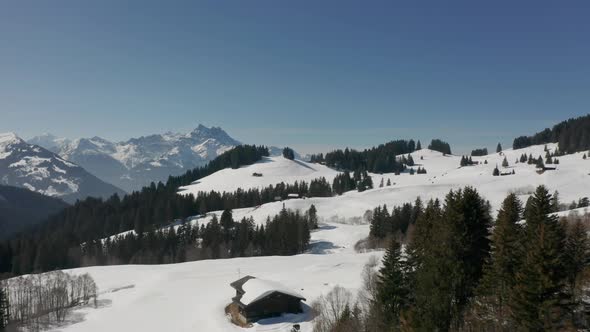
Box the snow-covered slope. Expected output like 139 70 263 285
179 156 340 195
0 132 125 203
45 221 375 332
29 125 242 192
180 144 590 224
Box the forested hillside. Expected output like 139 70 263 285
513 113 590 152
309 139 419 173
0 185 68 239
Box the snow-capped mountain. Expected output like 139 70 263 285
29 125 242 192
0 133 125 203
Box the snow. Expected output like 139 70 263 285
179 156 340 195
0 132 22 159
183 144 590 221
45 222 380 332
239 277 305 306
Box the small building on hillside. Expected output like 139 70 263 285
228 275 306 325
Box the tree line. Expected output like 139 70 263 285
513 113 590 153
81 205 316 267
309 140 419 174
0 174 330 275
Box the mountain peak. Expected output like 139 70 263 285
0 132 23 145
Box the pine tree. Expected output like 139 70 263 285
563 219 589 306
282 147 295 160
386 178 392 186
220 209 234 242
551 190 560 212
583 153 587 160
476 193 523 328
510 186 567 330
502 156 509 168
377 239 409 329
379 178 384 188
496 142 502 153
306 204 318 229
416 140 422 150
493 165 500 176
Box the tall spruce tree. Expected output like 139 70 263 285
416 140 422 150
510 186 567 330
377 238 409 329
563 219 589 307
408 188 491 331
496 143 502 153
476 193 523 328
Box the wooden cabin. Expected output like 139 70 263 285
229 276 306 324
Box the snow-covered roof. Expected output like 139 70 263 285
237 277 305 306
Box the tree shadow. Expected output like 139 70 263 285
308 240 340 254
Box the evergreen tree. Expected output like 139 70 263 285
493 165 500 176
377 238 409 329
563 219 589 307
583 153 587 160
220 209 234 242
502 156 509 168
409 188 491 331
428 139 452 155
282 147 295 160
510 186 567 330
476 193 523 328
306 204 318 229
386 178 392 186
416 140 422 150
551 190 560 212
496 143 502 153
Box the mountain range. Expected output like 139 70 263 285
0 132 125 203
29 125 242 192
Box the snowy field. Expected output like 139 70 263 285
47 223 377 332
35 143 590 331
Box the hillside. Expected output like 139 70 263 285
180 144 589 224
179 156 339 196
0 185 68 239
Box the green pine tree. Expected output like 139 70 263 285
377 238 410 329
510 186 568 330
476 193 523 329
563 219 589 306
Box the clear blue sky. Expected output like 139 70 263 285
1 1 589 154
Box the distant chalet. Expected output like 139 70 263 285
229 275 306 324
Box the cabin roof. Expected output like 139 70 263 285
230 275 306 306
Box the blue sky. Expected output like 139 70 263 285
1 1 589 154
